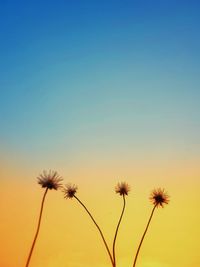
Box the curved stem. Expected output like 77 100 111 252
25 188 48 267
133 204 157 267
112 194 126 267
74 195 114 267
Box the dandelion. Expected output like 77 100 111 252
63 184 114 267
63 183 78 199
25 170 62 267
37 170 63 190
113 182 130 267
149 188 169 208
115 182 130 196
132 188 170 267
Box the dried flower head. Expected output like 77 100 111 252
63 183 78 199
115 182 130 196
149 188 170 208
37 170 63 190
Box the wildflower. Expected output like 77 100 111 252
37 170 63 190
25 170 62 267
149 188 170 208
63 183 78 199
63 184 114 266
113 181 130 267
115 182 130 196
132 188 170 267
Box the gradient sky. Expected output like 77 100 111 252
0 1 200 267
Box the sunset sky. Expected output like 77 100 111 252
0 1 200 267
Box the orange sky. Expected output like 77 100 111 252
1 151 200 267
1 1 200 266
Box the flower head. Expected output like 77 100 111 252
115 182 130 196
37 170 63 190
63 183 78 199
149 188 170 208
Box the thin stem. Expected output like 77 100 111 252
25 188 48 267
132 204 157 267
112 194 126 267
74 195 114 267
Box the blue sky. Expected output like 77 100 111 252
0 0 200 163
1 4 200 267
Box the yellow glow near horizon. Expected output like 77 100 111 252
1 153 200 267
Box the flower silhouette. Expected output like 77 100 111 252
113 182 130 267
149 188 169 207
37 170 63 190
132 187 170 267
63 183 78 199
25 170 62 267
115 182 130 196
63 183 114 266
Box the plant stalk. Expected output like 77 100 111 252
74 195 114 267
25 188 48 267
112 194 126 267
132 204 157 267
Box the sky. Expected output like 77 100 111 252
0 1 200 267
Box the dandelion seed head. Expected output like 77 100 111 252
37 170 63 190
115 182 130 196
63 183 78 199
149 188 170 208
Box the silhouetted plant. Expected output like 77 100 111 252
132 188 169 267
63 183 114 267
112 182 130 267
25 170 62 267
